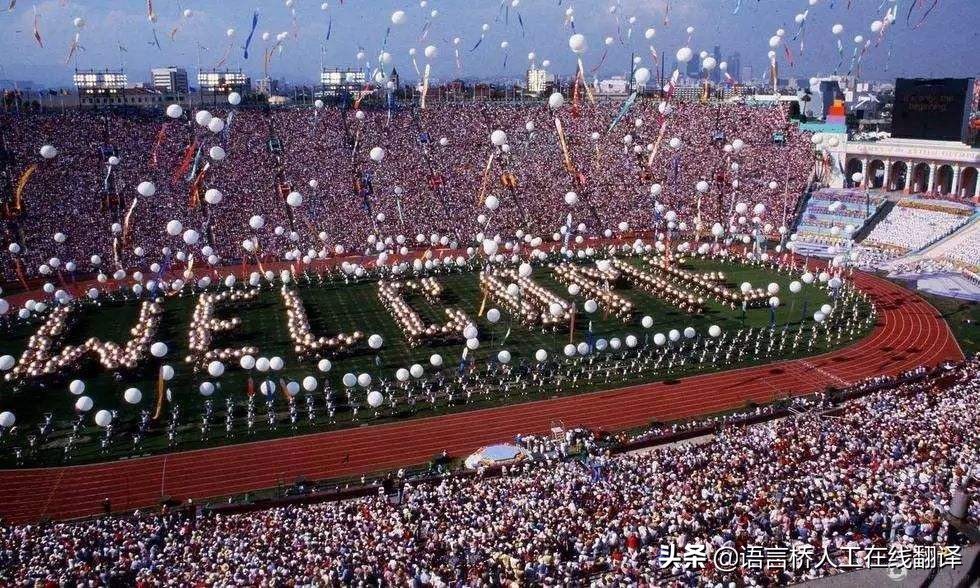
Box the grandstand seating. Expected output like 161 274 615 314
790 188 885 258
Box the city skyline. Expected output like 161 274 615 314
0 0 976 89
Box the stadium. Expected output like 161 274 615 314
0 1 978 585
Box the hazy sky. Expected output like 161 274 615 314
0 0 976 87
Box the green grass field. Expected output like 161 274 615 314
916 292 979 356
0 256 864 466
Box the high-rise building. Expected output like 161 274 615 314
711 46 722 84
526 67 551 95
685 58 700 80
728 52 742 82
150 66 189 95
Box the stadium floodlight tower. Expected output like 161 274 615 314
319 67 366 104
197 69 250 106
72 69 127 108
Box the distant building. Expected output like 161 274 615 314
595 76 630 97
728 52 742 82
809 76 847 120
319 67 366 97
685 58 700 80
255 77 280 96
389 67 400 89
150 66 188 95
197 69 250 94
711 46 722 84
526 67 551 95
78 87 166 108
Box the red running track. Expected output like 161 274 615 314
0 270 962 524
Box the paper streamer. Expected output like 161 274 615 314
243 9 259 59
420 63 431 109
475 152 496 205
32 6 42 47
14 163 37 211
64 32 81 64
122 197 139 246
153 367 165 420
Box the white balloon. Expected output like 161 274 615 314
69 379 86 395
124 388 142 404
548 92 565 109
369 147 386 162
195 110 213 126
166 104 183 118
137 181 156 197
94 410 113 427
228 91 242 106
568 33 587 53
634 67 650 84
204 188 223 205
150 342 168 358
75 396 94 412
207 360 225 377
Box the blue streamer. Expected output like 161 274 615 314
517 12 525 37
326 16 331 40
607 92 638 133
469 36 483 52
243 9 259 59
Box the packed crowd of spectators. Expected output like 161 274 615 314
1 356 975 585
1 100 813 284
